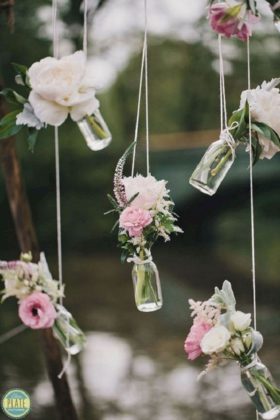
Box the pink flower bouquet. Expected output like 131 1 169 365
0 253 86 355
184 280 280 419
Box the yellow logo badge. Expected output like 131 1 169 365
2 389 31 419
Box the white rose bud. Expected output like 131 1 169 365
231 337 245 356
200 326 231 355
231 311 252 331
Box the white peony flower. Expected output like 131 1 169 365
230 311 251 331
28 51 99 126
200 325 231 355
122 174 168 210
240 79 280 159
16 103 45 130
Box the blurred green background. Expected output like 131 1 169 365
0 0 280 419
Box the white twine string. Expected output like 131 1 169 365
52 0 63 308
247 39 257 331
218 35 236 157
131 0 150 177
83 0 88 56
0 324 27 345
247 37 258 420
127 253 153 265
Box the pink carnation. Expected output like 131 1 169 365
184 321 212 360
19 292 57 329
119 206 153 237
209 3 258 41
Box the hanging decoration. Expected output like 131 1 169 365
189 77 280 195
0 253 86 356
184 281 280 419
107 144 182 312
107 0 182 313
0 1 111 151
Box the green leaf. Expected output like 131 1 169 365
12 63 30 87
107 193 119 209
127 192 139 205
250 135 263 165
27 128 38 152
228 101 249 140
0 110 22 139
0 88 26 105
251 122 280 148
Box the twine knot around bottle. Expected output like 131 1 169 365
127 253 153 265
219 121 239 159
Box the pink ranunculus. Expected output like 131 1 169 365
19 292 57 329
184 321 212 360
119 206 153 237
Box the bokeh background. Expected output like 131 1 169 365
0 0 280 419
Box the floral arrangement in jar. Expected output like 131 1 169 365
189 78 280 195
0 51 111 151
0 252 86 356
107 144 182 312
184 280 280 419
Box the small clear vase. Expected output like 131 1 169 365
189 139 237 196
53 305 86 355
77 109 112 151
132 261 163 312
240 356 280 419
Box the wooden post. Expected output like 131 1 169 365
0 96 79 420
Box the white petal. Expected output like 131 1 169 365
16 103 45 129
70 97 100 122
29 91 68 126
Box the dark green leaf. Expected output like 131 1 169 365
0 110 22 139
127 192 139 205
12 63 30 87
111 220 119 233
229 101 249 140
251 122 280 148
27 128 38 152
0 88 26 105
107 193 119 209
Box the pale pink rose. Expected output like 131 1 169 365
19 292 57 329
119 206 152 237
122 175 167 210
184 321 212 360
209 3 258 41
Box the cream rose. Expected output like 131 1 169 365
240 79 280 159
230 337 245 356
200 325 231 355
122 175 168 210
27 51 99 126
230 311 251 331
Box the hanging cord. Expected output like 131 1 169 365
131 0 149 176
52 0 63 307
218 36 236 155
83 0 88 56
247 39 257 331
144 0 150 176
247 37 258 420
0 324 27 345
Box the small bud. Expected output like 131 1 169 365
20 252 32 263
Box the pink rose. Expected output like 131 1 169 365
209 3 258 41
119 206 152 237
184 321 212 360
19 292 57 329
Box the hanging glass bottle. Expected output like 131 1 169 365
53 305 86 355
189 138 237 196
240 355 280 419
132 261 163 312
77 109 112 151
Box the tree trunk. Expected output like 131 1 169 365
0 98 79 420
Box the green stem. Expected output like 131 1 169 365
86 114 108 139
210 148 233 177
